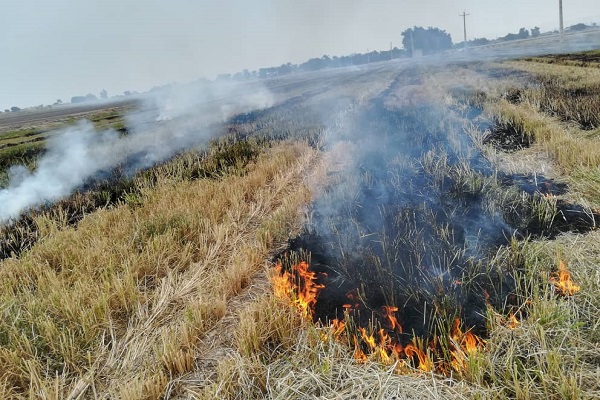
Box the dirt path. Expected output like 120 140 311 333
168 268 272 398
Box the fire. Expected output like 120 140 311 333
273 261 325 319
359 327 377 349
506 313 519 329
330 318 346 337
273 260 486 376
550 260 580 296
448 318 485 373
404 343 433 372
381 305 402 333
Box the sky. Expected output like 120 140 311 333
1 0 598 111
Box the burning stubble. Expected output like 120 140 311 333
273 65 589 374
276 59 598 375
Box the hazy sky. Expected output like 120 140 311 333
1 0 598 110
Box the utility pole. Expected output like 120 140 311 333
459 10 470 49
559 0 564 35
390 42 393 60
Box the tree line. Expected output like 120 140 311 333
4 21 597 112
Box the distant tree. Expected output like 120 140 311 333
85 93 97 102
470 37 490 46
401 26 453 56
569 23 589 31
455 37 490 48
531 27 541 37
123 91 132 96
300 55 334 72
100 89 108 99
10 106 21 112
277 62 294 75
258 67 276 78
71 96 86 103
54 99 63 105
501 28 529 41
4 109 9 113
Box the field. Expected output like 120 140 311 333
1 45 600 399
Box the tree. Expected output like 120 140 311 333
300 56 332 72
10 106 21 112
100 89 108 99
501 28 529 41
531 27 541 37
518 28 530 39
401 26 452 56
569 23 589 31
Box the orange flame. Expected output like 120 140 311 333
506 313 519 329
462 331 478 354
353 336 368 362
359 327 377 349
381 306 402 333
404 343 433 372
274 262 488 376
273 261 325 318
330 318 346 337
448 318 486 373
550 260 580 296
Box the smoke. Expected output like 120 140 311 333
0 122 119 220
293 68 519 335
0 80 273 223
147 79 273 123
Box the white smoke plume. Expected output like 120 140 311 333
0 80 273 223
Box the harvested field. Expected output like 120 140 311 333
1 49 600 399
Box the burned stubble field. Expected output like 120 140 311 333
0 52 599 399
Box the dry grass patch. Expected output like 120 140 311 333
0 141 319 398
188 294 478 400
188 230 600 400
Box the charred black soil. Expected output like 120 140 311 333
484 118 534 152
275 66 599 360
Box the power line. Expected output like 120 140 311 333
459 10 470 49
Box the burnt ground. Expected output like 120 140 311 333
484 120 534 152
275 62 600 352
527 50 600 65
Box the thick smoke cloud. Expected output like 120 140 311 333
0 80 273 223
